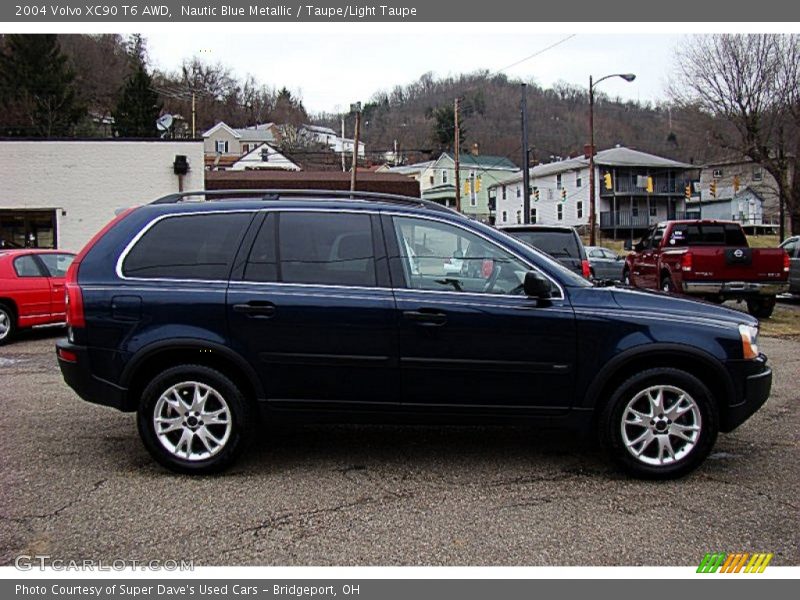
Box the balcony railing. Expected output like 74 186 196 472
600 211 693 229
600 177 684 196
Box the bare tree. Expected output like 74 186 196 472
673 34 800 237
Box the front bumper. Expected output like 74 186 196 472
720 355 772 432
683 281 789 296
56 339 129 411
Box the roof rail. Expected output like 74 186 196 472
149 188 460 215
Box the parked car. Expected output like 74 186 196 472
499 224 590 279
57 191 772 479
0 249 75 345
779 236 800 295
585 246 625 282
623 220 790 318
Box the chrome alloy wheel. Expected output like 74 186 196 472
0 309 9 340
153 381 232 461
621 385 702 466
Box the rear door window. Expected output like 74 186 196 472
38 253 74 277
123 212 252 280
269 212 377 287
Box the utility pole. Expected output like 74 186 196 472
521 83 531 224
393 139 399 166
350 103 361 192
454 97 461 213
341 116 346 172
588 75 597 246
191 92 196 138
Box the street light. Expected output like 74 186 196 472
588 73 636 246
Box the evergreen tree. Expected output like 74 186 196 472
0 34 84 136
113 35 161 138
431 103 466 151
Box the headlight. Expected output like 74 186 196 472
739 324 759 360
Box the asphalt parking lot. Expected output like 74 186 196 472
1 322 798 567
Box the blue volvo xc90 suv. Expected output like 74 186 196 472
56 190 772 478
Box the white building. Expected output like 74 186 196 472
302 124 365 157
202 122 279 156
489 146 694 237
0 140 204 251
228 142 301 171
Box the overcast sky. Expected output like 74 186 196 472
144 32 682 115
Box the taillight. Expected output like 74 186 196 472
784 250 791 273
65 261 85 328
65 207 137 329
681 251 693 272
581 259 591 279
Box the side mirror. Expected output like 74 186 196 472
623 239 633 251
523 271 552 300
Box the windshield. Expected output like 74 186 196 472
509 230 582 259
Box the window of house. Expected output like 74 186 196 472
752 167 763 181
516 186 521 198
575 171 582 187
502 186 507 200
576 201 583 219
429 175 434 186
557 204 563 221
241 143 250 154
501 211 508 223
530 208 537 224
516 210 522 224
632 205 639 217
548 189 554 200
215 140 229 153
712 168 723 179
556 174 563 189
123 213 252 280
442 170 448 184
649 205 658 217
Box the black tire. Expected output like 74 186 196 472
0 303 16 346
746 296 776 319
137 364 254 474
599 368 719 479
660 275 676 293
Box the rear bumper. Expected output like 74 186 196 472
720 356 772 432
683 281 788 297
56 339 129 411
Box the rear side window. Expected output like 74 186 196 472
244 212 376 287
511 230 581 259
14 255 44 277
38 253 74 277
123 213 252 280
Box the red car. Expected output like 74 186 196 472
0 249 75 345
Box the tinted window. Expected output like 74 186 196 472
508 230 581 259
14 255 44 277
278 212 376 287
38 253 74 277
668 223 748 247
123 213 252 280
244 213 278 282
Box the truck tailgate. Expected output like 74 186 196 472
688 247 787 281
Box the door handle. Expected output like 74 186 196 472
402 310 447 326
233 302 276 318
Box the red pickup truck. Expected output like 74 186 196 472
623 220 790 318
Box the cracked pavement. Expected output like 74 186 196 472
1 330 798 566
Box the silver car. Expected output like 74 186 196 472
779 236 800 295
585 246 626 282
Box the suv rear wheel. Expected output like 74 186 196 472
599 368 718 479
0 303 15 346
137 365 253 474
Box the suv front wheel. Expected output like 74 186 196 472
137 365 253 474
599 368 718 479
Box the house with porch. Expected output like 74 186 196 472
420 151 519 222
488 146 695 237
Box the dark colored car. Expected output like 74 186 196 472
779 236 799 295
0 249 75 345
585 246 626 282
499 224 591 279
57 190 772 479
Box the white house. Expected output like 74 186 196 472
489 146 694 237
202 121 279 156
302 124 365 157
0 140 204 251
228 143 301 171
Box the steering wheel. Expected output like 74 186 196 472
482 263 502 293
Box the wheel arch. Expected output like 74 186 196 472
120 339 265 412
582 343 734 419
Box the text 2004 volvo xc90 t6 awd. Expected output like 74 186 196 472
56 190 773 478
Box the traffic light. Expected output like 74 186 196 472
534 188 540 202
646 176 654 194
685 184 692 200
475 176 481 193
561 188 567 202
733 175 740 193
603 172 613 190
710 181 717 198
464 179 470 195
